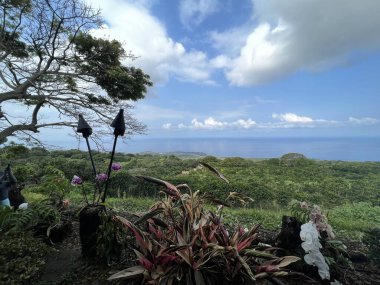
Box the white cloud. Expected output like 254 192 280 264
179 0 219 29
209 54 231 69
165 117 256 130
87 0 215 84
162 123 172 129
212 0 380 85
348 117 379 125
272 113 313 123
190 117 227 129
233 119 256 129
163 113 379 132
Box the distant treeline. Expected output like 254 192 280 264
1 145 379 207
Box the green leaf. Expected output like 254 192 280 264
136 175 180 197
107 265 145 280
199 162 229 184
243 249 277 259
263 256 301 268
135 207 164 225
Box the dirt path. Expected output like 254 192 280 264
39 248 81 284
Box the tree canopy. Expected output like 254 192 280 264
0 0 152 144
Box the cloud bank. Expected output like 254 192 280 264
88 0 215 84
163 113 379 131
87 0 380 86
212 0 380 85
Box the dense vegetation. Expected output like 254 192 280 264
2 144 379 208
1 144 379 284
2 144 379 237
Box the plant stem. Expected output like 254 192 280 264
82 185 89 205
85 136 100 204
101 135 118 203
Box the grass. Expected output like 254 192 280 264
328 202 380 240
219 207 286 230
23 189 379 240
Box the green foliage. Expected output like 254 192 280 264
109 176 300 284
0 202 61 237
363 228 380 267
2 147 380 236
0 233 49 285
290 200 311 223
0 144 30 159
280 153 309 167
27 170 70 196
72 33 152 102
222 207 284 230
329 202 380 236
96 211 129 265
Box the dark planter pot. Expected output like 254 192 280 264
79 205 105 258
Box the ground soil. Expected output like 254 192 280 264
35 214 380 285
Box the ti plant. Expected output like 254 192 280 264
109 165 301 285
74 109 125 205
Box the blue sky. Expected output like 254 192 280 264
8 0 380 147
92 0 379 138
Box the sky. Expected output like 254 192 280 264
85 0 380 139
6 0 380 147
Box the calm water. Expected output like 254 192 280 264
121 137 380 162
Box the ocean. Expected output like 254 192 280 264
120 137 380 162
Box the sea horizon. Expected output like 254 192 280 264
118 136 380 162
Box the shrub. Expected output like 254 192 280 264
0 201 62 241
96 211 130 265
363 228 380 267
109 175 301 284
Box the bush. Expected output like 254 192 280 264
109 176 301 284
363 228 380 267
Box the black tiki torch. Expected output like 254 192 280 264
101 109 125 203
77 114 99 203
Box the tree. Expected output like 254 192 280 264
0 0 152 145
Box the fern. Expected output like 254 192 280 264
0 202 61 234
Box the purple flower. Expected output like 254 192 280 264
71 175 82 186
96 173 108 181
111 163 122 171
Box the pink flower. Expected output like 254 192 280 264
71 175 82 186
96 173 108 181
111 163 122 171
62 199 70 207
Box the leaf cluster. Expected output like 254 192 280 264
109 176 300 284
73 34 152 102
0 201 61 238
363 228 380 267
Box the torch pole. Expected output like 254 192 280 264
101 135 118 203
84 136 100 204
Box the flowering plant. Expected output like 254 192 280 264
300 221 330 280
73 109 125 205
71 166 122 205
291 200 349 282
295 201 335 239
